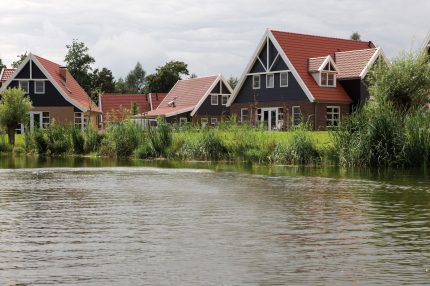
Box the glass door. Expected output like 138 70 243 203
30 112 43 132
260 108 278 131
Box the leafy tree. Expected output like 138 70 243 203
91 67 115 102
11 52 28 68
227 76 239 89
145 61 189 93
115 78 128 93
65 39 95 95
350 32 361 41
0 58 5 69
0 88 32 145
368 52 430 112
125 62 146 93
189 73 198 79
131 102 140 115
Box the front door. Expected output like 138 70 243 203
260 108 278 131
30 112 43 132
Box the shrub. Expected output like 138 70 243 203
198 131 228 160
70 127 85 154
84 128 104 153
403 109 430 166
134 142 154 159
33 128 48 155
45 124 71 155
148 118 172 157
104 120 141 158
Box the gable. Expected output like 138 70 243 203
32 61 47 79
15 62 30 79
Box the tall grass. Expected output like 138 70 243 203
101 120 142 158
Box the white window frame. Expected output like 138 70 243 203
42 112 50 128
266 73 274 88
74 112 87 130
19 80 29 94
221 94 229 106
241 108 249 123
252 75 260 89
211 94 218 105
320 72 336 87
326 106 340 128
211 118 218 126
179 117 188 124
34 80 45 94
280 72 289 87
292 106 301 127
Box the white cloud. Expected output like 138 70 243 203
0 0 429 79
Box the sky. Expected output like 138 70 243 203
0 0 429 80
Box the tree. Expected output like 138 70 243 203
350 32 361 41
115 78 128 93
91 67 115 102
0 88 32 145
189 73 198 79
145 60 189 93
125 62 146 93
0 58 5 70
131 102 140 115
65 39 95 95
12 52 28 68
368 52 430 112
227 76 239 89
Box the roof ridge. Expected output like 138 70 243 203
270 29 372 45
180 74 219 81
335 47 378 54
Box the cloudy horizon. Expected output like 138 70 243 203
0 0 429 80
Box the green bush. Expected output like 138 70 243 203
45 124 71 155
33 128 48 155
70 127 85 154
198 131 228 160
84 128 104 153
104 120 141 158
148 118 172 157
134 142 154 159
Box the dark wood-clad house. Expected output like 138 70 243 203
0 53 100 132
227 29 387 130
142 75 232 125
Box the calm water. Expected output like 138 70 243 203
1 157 430 285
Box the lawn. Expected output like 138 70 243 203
0 134 25 147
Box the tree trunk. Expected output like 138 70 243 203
7 125 16 145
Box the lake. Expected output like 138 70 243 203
0 157 430 285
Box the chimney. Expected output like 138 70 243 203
59 66 67 81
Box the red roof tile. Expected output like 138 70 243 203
335 48 379 79
100 93 167 116
271 30 376 102
0 68 15 82
308 56 328 72
34 55 99 112
146 75 219 117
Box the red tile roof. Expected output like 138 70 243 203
146 75 219 117
271 30 376 102
335 48 379 79
100 93 167 116
0 68 15 83
308 56 328 72
34 55 100 112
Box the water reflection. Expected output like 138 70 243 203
0 159 429 284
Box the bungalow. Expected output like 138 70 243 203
99 92 167 125
0 53 100 133
227 29 387 130
141 75 232 125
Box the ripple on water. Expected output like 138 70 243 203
0 167 429 285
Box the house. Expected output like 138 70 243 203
99 92 167 125
0 53 100 133
141 75 232 125
227 29 387 131
0 68 16 88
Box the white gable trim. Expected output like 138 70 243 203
319 55 338 72
30 55 88 111
226 29 270 106
0 53 90 112
226 29 315 106
359 47 389 79
191 74 233 116
0 54 32 94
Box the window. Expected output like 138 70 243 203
292 106 301 127
15 123 24 134
241 108 249 123
321 72 335 87
252 75 260 89
179 117 188 124
211 94 218 105
211 118 218 126
201 118 208 126
280 72 288 87
326 106 340 128
19 80 29 94
278 108 284 130
34 81 45 94
266 73 274 88
221 94 229 105
42 112 50 128
74 112 87 130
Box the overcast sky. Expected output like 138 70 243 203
0 0 429 79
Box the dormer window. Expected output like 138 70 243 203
320 62 336 87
